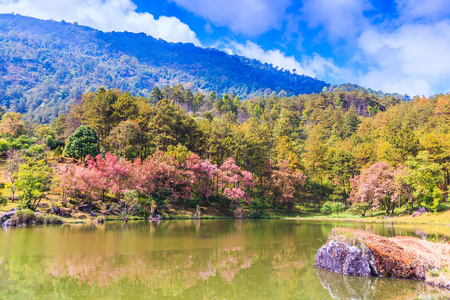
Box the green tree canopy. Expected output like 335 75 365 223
65 125 100 162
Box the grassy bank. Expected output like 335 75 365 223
286 206 450 226
3 199 450 226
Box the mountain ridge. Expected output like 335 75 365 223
0 14 407 123
0 13 329 122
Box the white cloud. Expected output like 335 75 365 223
226 41 348 84
230 41 310 75
0 0 200 45
171 0 291 36
396 0 450 21
301 0 372 40
357 21 450 96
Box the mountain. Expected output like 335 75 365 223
325 83 410 102
0 14 329 122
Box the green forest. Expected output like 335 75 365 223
1 84 449 221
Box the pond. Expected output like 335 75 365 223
0 219 449 299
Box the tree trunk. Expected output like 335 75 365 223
320 176 323 202
312 181 316 213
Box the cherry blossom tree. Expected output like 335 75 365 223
271 160 306 210
219 157 254 205
349 162 398 215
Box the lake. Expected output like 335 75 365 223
0 219 449 299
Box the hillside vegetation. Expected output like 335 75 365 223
0 85 449 222
0 13 329 123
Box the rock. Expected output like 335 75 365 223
315 240 376 276
73 213 87 219
315 228 433 280
0 209 17 227
78 204 90 213
55 207 72 217
2 219 10 228
38 202 48 208
412 207 427 217
382 215 392 219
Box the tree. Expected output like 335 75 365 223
404 151 443 212
4 149 24 202
88 153 130 201
349 162 397 215
342 107 361 138
219 157 254 205
149 86 163 104
16 159 53 210
0 112 25 137
147 99 204 153
387 128 421 164
271 160 306 210
65 125 100 162
112 191 139 222
0 193 6 208
303 126 327 212
328 149 356 202
107 120 140 159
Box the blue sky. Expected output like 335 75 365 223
1 0 450 96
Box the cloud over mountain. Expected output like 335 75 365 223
0 0 200 44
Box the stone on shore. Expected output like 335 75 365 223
0 208 17 227
315 227 450 289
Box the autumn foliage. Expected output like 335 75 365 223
57 151 259 209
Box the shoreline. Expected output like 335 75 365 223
285 216 450 226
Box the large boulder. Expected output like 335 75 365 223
412 207 427 217
315 240 376 276
316 227 450 283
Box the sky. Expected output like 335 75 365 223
1 0 450 96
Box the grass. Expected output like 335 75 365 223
286 204 450 226
3 197 450 225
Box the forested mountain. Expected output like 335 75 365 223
0 13 330 122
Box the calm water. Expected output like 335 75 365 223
0 219 449 299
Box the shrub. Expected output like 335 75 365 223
320 202 333 215
320 201 347 216
44 215 64 225
0 194 6 207
331 202 347 216
350 203 371 217
8 210 64 226
9 209 36 226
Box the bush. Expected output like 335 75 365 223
0 194 6 207
248 198 265 218
8 210 64 226
350 203 371 217
320 201 347 216
332 202 347 216
320 202 333 215
0 139 9 152
9 209 36 226
44 215 64 225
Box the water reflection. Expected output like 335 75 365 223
316 268 450 300
0 220 448 299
